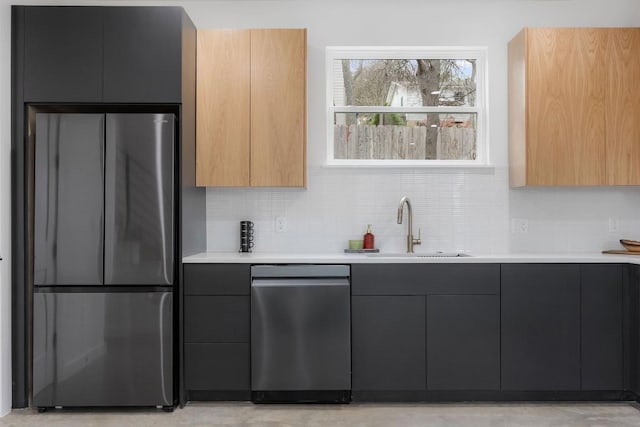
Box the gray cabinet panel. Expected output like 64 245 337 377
184 264 250 295
501 264 581 391
184 296 249 343
24 7 102 102
34 114 104 286
427 295 499 390
103 7 182 103
185 343 249 391
351 264 499 295
352 296 425 391
581 264 623 390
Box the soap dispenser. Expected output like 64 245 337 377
363 224 375 249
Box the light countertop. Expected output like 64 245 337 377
182 252 640 264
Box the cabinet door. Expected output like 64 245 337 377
606 28 640 185
196 30 251 187
526 28 607 186
581 264 623 390
184 296 249 343
427 295 499 390
501 264 581 390
184 343 250 391
250 29 306 187
352 296 425 391
103 7 182 103
24 7 103 102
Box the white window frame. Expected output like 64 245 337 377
325 46 490 167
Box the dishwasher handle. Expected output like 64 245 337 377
251 278 349 288
251 265 350 279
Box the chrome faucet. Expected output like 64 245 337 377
397 196 421 253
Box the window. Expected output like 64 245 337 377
326 47 488 166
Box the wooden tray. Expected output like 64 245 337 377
602 250 640 256
344 248 380 253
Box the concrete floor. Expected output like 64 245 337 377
1 402 640 427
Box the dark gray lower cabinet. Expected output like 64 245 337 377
184 343 249 391
182 262 628 402
352 296 426 391
581 264 623 390
184 296 249 343
632 265 640 395
501 264 581 391
426 295 499 390
183 264 250 399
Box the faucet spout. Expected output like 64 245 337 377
397 196 421 253
397 196 412 225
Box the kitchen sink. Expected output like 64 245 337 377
367 251 471 258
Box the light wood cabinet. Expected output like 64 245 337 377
196 29 306 187
508 28 640 187
606 29 640 185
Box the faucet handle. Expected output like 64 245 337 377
414 228 422 246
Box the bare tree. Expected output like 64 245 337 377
416 59 441 159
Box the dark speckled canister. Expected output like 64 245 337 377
239 220 254 253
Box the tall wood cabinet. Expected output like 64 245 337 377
196 29 307 187
508 28 640 187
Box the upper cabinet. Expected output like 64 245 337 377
508 28 640 187
22 6 190 103
605 29 640 185
24 7 103 102
102 7 183 103
196 29 307 188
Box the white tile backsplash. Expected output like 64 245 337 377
207 167 508 254
206 168 640 255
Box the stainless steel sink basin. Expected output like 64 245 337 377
366 251 471 258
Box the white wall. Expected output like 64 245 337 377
185 0 640 254
0 0 11 415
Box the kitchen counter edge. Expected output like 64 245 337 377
182 252 640 264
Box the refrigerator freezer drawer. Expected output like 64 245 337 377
33 291 173 407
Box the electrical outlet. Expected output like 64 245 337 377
608 217 619 233
275 216 287 233
511 218 528 234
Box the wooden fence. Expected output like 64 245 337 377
334 124 476 160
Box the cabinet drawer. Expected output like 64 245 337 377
184 264 250 295
352 264 499 295
185 343 250 391
184 296 249 342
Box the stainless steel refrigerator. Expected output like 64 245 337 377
32 113 175 408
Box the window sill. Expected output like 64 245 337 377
323 160 495 171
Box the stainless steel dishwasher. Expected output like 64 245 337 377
251 265 351 403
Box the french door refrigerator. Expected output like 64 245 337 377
32 113 175 408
